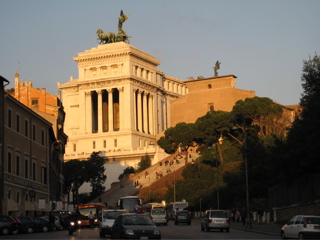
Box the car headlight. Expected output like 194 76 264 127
77 220 81 225
124 229 134 235
154 229 160 235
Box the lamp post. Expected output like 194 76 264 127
244 129 251 228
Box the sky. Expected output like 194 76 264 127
1 0 319 106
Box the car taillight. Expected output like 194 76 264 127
150 216 153 219
304 218 307 228
165 216 168 219
226 219 230 223
209 219 212 223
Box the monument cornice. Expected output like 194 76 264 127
74 42 160 66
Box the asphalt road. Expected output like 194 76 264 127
1 220 280 239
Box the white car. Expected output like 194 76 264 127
150 208 168 225
281 215 320 239
98 209 127 237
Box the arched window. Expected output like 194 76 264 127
208 84 212 89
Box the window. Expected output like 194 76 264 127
32 162 36 181
103 140 107 148
25 159 29 178
208 84 212 89
42 166 47 184
25 119 29 137
93 141 96 149
7 152 12 173
26 192 29 202
208 103 214 111
32 124 36 141
16 155 20 176
114 139 117 147
41 129 45 145
32 99 38 106
8 189 11 200
16 192 20 203
73 144 76 152
16 114 20 132
8 109 12 128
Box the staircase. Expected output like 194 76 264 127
92 149 199 208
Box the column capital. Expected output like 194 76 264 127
107 88 114 93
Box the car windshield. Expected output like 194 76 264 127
103 211 126 220
151 209 165 215
123 215 153 225
210 211 228 218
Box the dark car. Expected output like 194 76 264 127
34 217 50 232
0 215 19 235
174 210 191 225
14 216 36 234
111 213 161 239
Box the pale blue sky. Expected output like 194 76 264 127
1 0 319 105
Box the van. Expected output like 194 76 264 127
150 209 168 225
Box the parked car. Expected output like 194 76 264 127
111 213 161 239
34 217 50 232
41 215 64 230
200 210 230 232
14 216 36 234
54 211 71 229
281 215 320 239
150 208 168 225
99 209 127 237
0 215 19 235
174 210 191 225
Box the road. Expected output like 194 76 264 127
1 220 280 239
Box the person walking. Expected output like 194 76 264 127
235 209 241 223
88 211 94 228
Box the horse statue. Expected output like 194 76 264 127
96 29 116 44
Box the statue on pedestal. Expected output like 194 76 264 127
213 61 221 77
97 10 131 45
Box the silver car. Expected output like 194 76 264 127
98 209 127 237
281 215 320 239
201 210 230 232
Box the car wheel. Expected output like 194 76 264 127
99 231 105 237
27 227 34 233
1 227 9 235
201 224 204 231
43 226 49 232
220 229 223 232
174 221 178 225
226 228 230 232
281 231 287 239
298 233 304 239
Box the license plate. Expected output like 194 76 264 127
214 220 224 223
314 226 320 229
140 237 148 240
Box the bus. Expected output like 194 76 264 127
118 196 142 213
166 201 188 220
144 202 165 213
75 203 107 227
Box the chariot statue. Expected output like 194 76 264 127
97 10 131 45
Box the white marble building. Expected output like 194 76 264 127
58 42 187 192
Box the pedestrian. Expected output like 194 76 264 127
48 212 55 231
88 211 94 228
235 209 241 223
258 208 264 224
241 209 247 226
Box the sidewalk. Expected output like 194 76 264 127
230 221 282 237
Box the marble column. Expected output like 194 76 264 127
108 88 114 132
97 90 103 133
85 91 92 133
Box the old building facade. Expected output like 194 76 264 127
3 94 53 217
